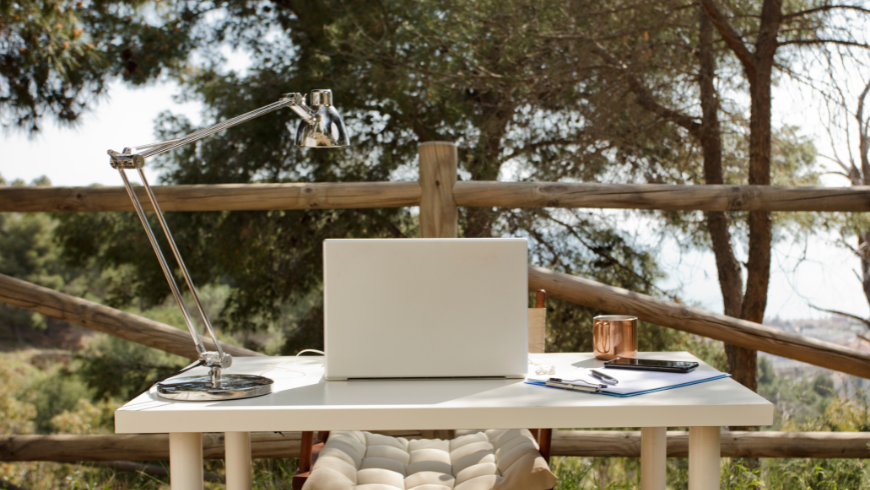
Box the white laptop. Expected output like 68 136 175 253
323 238 528 380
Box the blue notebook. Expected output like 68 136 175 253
526 367 730 397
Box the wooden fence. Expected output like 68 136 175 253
3 430 869 461
1 182 868 214
1 141 869 464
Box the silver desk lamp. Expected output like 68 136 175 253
108 89 349 401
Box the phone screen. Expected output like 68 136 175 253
605 358 697 369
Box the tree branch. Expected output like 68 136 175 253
512 211 568 271
542 210 672 297
857 78 870 184
778 39 870 49
542 20 694 43
699 0 758 82
588 41 701 135
809 304 870 329
783 4 870 21
499 137 574 164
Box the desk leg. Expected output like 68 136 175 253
689 426 720 490
640 427 666 490
226 432 253 490
170 432 203 490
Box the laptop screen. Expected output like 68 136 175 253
323 238 529 380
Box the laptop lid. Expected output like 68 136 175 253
323 238 528 380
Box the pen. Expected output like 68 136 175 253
546 380 600 393
549 377 600 385
548 377 605 388
590 369 619 385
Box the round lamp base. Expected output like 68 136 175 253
156 374 273 401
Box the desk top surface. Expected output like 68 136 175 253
115 352 773 433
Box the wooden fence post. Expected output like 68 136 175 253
418 142 457 440
419 142 458 238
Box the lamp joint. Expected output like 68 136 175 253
108 150 145 169
201 350 233 369
280 92 306 105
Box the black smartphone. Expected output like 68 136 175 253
603 358 699 373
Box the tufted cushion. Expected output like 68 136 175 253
302 430 557 490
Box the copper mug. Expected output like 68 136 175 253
593 315 638 360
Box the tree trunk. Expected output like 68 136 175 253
734 0 782 393
698 3 755 396
701 0 783 393
698 7 744 320
861 232 870 311
859 83 870 314
463 97 512 238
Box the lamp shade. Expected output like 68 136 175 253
295 104 350 148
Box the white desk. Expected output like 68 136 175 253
116 352 773 490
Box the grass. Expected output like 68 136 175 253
2 458 300 490
551 456 870 489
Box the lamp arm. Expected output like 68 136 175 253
106 92 315 381
109 93 314 168
117 168 210 359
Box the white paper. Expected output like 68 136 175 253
528 367 728 396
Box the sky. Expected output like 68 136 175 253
2 81 201 187
2 69 869 323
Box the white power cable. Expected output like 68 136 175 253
267 349 326 377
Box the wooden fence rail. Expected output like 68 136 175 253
1 268 867 378
0 273 261 360
529 266 870 379
1 182 869 213
3 431 868 461
0 432 301 462
551 431 870 459
0 182 421 213
453 182 870 211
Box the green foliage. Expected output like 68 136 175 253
21 365 93 433
0 361 37 435
49 397 117 435
0 176 62 330
75 334 186 401
0 0 196 132
0 175 103 338
550 455 870 489
757 356 838 430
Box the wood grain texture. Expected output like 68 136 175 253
551 431 870 459
4 431 867 461
528 266 870 379
4 181 868 213
454 181 870 211
528 308 546 353
419 142 458 238
0 182 421 212
538 428 553 463
0 273 262 360
298 431 314 473
0 432 301 462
